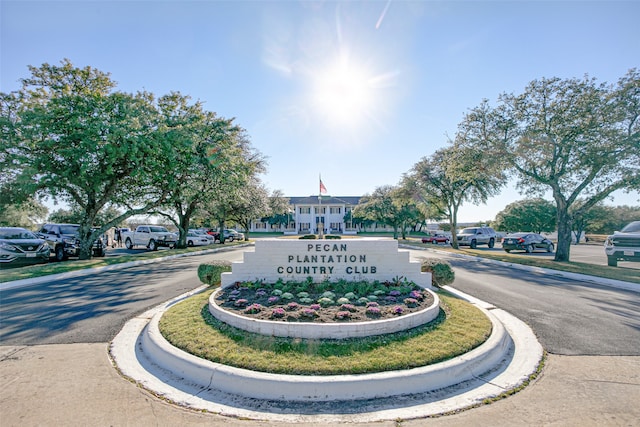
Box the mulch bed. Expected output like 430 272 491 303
214 285 435 323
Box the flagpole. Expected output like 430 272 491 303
318 174 324 239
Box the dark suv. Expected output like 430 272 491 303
37 223 106 261
456 226 497 249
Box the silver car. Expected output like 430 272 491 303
0 227 50 268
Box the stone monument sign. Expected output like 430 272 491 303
220 238 433 289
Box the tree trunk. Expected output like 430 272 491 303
554 207 573 262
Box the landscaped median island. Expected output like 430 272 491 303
214 278 435 322
158 288 492 375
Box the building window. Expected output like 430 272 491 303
254 222 266 229
330 222 341 230
299 207 311 214
316 207 326 214
330 207 341 214
299 222 311 231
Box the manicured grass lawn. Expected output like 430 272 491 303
158 290 491 375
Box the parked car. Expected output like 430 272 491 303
604 220 640 267
121 225 177 251
456 226 497 249
36 223 106 261
224 229 244 242
188 229 215 244
0 227 50 268
502 233 554 253
186 231 210 246
421 234 451 245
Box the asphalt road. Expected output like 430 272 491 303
409 247 640 356
0 248 243 345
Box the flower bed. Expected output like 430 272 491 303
215 278 435 323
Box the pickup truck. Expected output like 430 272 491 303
604 221 640 267
122 225 178 251
36 223 107 261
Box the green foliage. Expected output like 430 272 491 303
493 198 557 233
421 258 455 288
299 234 317 239
458 69 640 261
403 144 505 248
197 261 232 286
325 234 342 239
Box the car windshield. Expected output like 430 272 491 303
149 226 169 233
0 229 37 239
59 225 80 235
621 221 640 233
460 228 478 234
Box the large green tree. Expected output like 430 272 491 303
0 60 181 258
493 198 557 234
354 185 419 239
403 143 505 248
148 92 262 247
459 70 640 261
227 178 271 240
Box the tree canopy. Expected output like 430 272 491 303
493 198 557 234
403 143 504 248
458 69 640 260
0 59 265 257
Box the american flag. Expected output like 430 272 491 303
319 178 327 195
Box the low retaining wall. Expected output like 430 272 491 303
141 306 511 402
208 289 440 339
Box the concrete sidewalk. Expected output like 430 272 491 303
1 343 639 426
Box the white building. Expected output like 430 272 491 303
249 196 361 234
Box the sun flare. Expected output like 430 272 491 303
312 59 374 126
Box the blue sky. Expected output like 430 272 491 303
2 0 639 222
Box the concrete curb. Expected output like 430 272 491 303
110 286 543 422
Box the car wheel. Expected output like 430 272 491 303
149 240 158 251
445 239 450 245
54 245 66 262
504 249 511 253
607 256 617 267
431 239 437 244
188 240 194 247
525 244 534 253
547 243 554 253
488 238 495 248
470 240 477 249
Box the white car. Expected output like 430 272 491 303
189 229 215 244
186 231 211 246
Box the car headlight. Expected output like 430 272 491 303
0 242 19 252
40 242 50 252
604 237 613 247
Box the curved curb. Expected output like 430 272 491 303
110 287 543 422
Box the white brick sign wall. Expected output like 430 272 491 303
221 238 433 289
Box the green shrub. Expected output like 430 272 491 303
421 258 455 287
197 260 232 286
299 234 317 239
325 235 341 239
